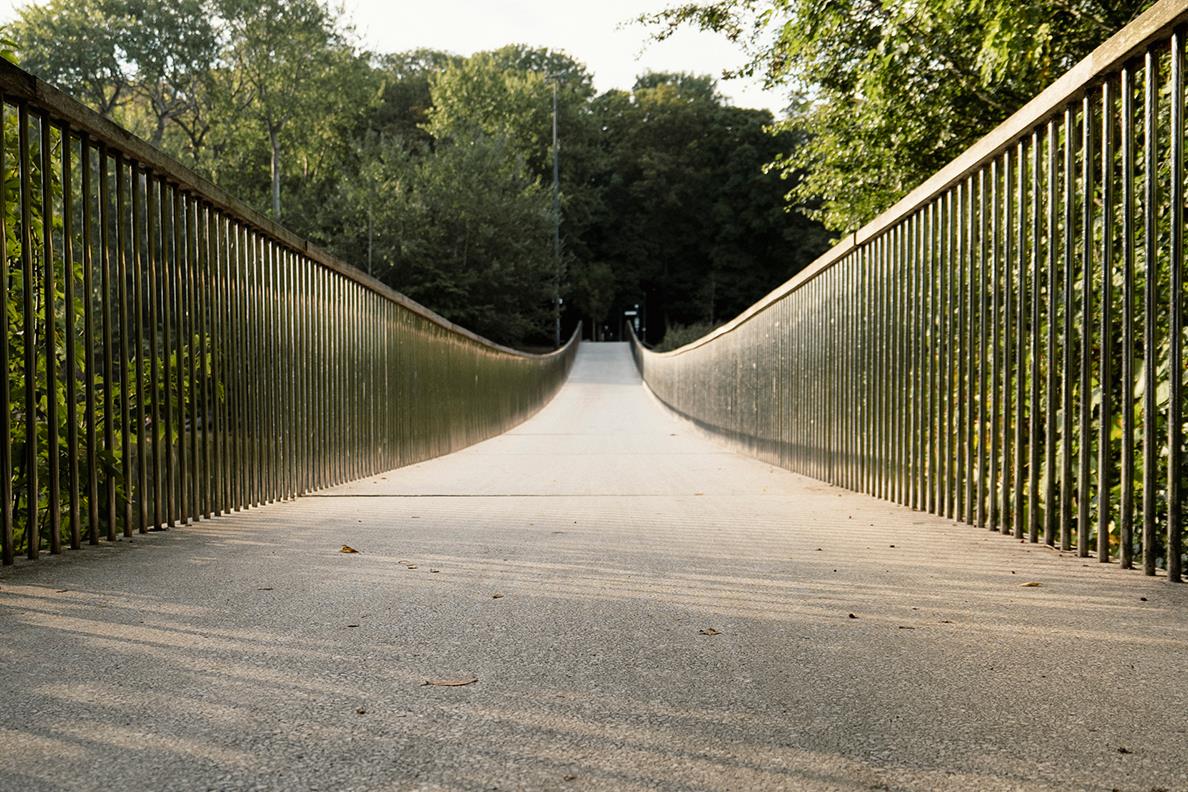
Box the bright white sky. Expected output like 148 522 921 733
0 0 789 115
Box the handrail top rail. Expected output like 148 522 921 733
647 0 1188 358
0 57 566 360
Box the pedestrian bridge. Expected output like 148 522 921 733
3 2 1188 790
4 342 1186 791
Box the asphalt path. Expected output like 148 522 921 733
2 343 1186 791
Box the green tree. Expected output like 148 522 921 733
590 72 827 341
13 0 219 152
332 133 555 344
12 0 133 115
645 0 1153 231
216 0 364 220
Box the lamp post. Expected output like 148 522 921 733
550 74 562 347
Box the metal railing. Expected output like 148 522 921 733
0 58 578 565
632 0 1188 581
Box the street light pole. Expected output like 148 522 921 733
551 77 561 348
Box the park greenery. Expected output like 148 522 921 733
8 0 830 347
645 0 1157 232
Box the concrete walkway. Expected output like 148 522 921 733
2 342 1187 791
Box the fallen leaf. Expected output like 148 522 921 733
699 628 721 636
898 626 915 630
423 677 478 687
339 545 360 554
406 565 418 570
694 492 704 496
430 569 440 573
492 593 504 599
1020 581 1042 587
848 613 858 619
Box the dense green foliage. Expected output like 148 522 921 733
645 0 1155 232
9 0 828 346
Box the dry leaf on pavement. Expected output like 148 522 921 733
423 677 478 687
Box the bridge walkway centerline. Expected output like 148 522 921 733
0 342 1186 791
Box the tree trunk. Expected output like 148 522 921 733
269 128 282 220
151 114 166 148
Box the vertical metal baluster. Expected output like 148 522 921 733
176 190 189 522
212 212 226 512
1046 118 1059 546
260 239 271 503
1168 28 1184 582
99 147 116 540
244 226 253 506
1062 104 1076 553
1007 142 1016 539
131 166 147 533
41 115 61 553
945 189 955 517
1098 79 1116 562
907 215 916 505
62 129 80 550
1014 138 1027 539
115 156 133 536
1121 64 1137 568
247 226 257 506
1029 130 1042 543
957 180 968 523
988 153 997 531
230 222 243 510
884 231 894 501
0 99 11 563
1143 50 1159 576
18 105 38 558
978 167 988 529
187 197 199 520
916 211 925 508
899 221 909 504
199 201 211 517
81 138 99 545
146 176 161 529
1079 94 1095 558
965 176 976 524
162 181 173 527
928 202 938 514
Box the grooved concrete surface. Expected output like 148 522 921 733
2 342 1187 792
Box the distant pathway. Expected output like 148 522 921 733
1 343 1186 791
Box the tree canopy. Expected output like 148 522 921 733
645 0 1155 232
9 0 829 346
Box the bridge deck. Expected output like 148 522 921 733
2 343 1186 791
